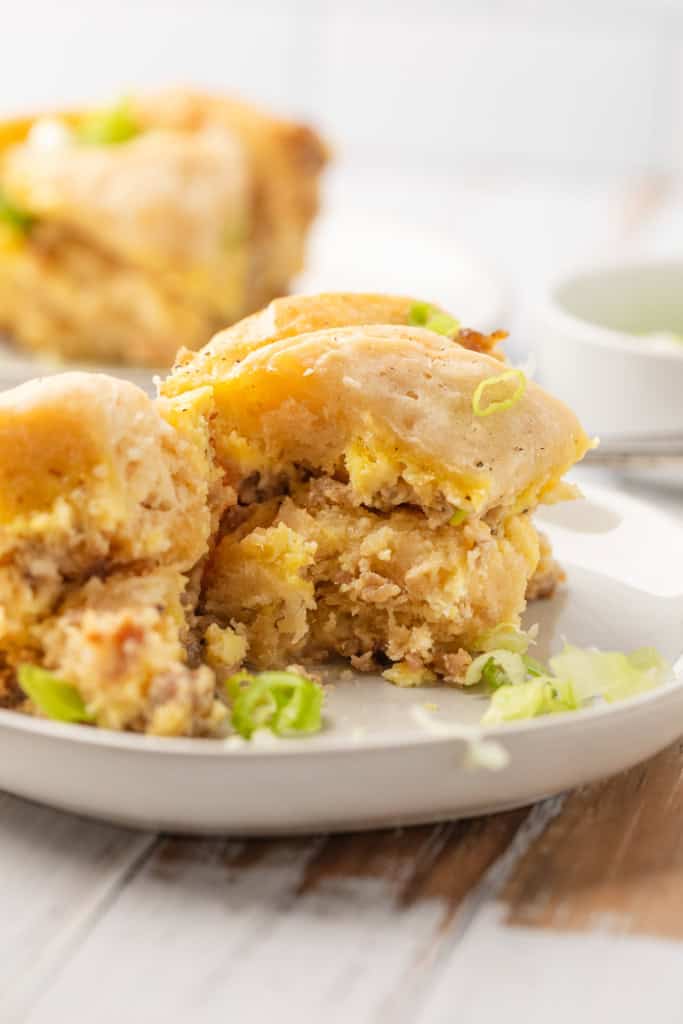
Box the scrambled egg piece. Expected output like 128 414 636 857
41 568 225 736
0 89 327 366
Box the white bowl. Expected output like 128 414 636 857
532 259 683 437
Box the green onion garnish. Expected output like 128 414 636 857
465 650 527 688
480 657 514 691
482 677 579 724
424 312 460 336
449 508 468 526
0 189 34 234
408 301 432 326
226 670 323 739
548 644 668 703
408 302 460 338
522 654 547 677
478 645 670 725
17 664 93 723
472 369 526 417
78 101 140 146
474 623 536 655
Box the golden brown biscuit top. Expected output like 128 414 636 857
163 293 590 517
208 324 590 515
0 372 210 568
164 292 505 395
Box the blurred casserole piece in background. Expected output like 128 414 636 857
0 89 328 367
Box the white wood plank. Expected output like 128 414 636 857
414 747 683 1023
23 837 442 1024
0 794 155 1023
414 904 683 1024
24 836 336 1024
21 810 554 1024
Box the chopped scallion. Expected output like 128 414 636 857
408 302 460 337
465 649 527 689
225 669 323 739
78 101 140 145
0 190 34 234
17 664 92 723
472 369 526 417
449 508 468 526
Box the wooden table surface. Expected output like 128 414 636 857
3 175 683 1024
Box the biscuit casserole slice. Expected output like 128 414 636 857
163 293 591 684
0 293 590 735
0 372 231 734
0 89 327 366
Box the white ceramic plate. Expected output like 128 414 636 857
0 209 507 394
0 482 681 835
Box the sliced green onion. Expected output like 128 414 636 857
225 670 323 739
0 190 34 234
474 623 536 655
479 644 671 726
408 302 460 337
482 677 579 725
465 650 527 689
472 369 526 418
482 679 545 723
481 658 512 691
408 301 432 326
449 508 468 526
17 664 92 723
425 312 460 336
78 101 140 145
548 644 667 703
522 654 547 677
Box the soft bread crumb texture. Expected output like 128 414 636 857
41 568 225 736
0 293 590 734
203 477 540 680
525 531 565 601
0 373 212 657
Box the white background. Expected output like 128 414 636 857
4 1 683 363
4 0 683 177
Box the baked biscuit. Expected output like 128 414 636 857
165 294 590 679
0 90 327 365
0 373 211 663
